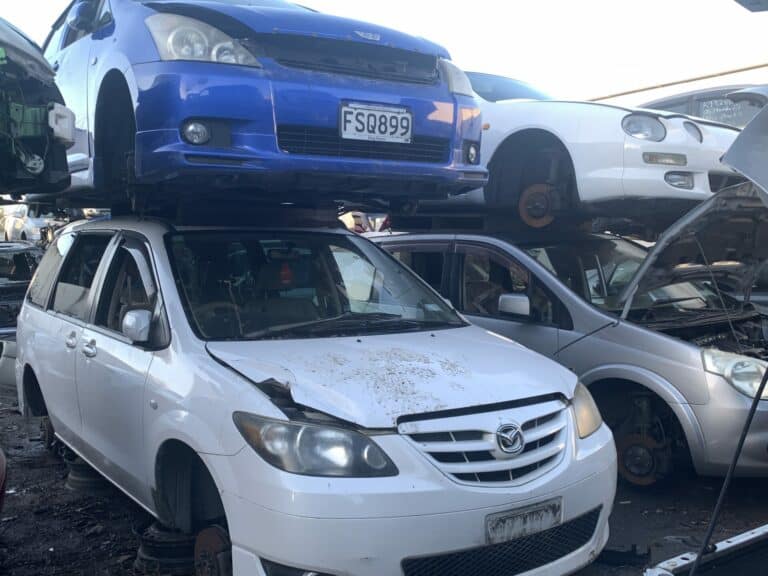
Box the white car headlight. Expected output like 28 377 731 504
703 349 768 399
233 412 398 477
622 113 667 142
572 382 603 439
145 13 261 67
439 59 475 97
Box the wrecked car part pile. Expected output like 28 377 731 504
3 2 768 576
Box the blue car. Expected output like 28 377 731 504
42 0 487 211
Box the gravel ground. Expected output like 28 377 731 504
1 377 766 576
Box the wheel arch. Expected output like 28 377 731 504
484 127 579 210
21 364 48 417
152 438 227 534
581 364 707 471
93 69 136 188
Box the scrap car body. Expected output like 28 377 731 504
0 17 74 199
39 0 487 211
460 73 741 229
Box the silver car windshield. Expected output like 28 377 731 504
526 236 736 315
167 231 465 341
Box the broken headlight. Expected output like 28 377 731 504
572 382 603 439
703 349 768 400
145 14 261 67
233 412 398 477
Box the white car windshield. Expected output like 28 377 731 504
168 231 465 340
525 236 738 315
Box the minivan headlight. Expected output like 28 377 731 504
233 412 398 477
703 349 768 399
145 14 261 67
439 59 475 97
622 114 667 142
572 383 603 439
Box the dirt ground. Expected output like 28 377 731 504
1 376 767 576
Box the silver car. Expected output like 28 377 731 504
373 184 768 485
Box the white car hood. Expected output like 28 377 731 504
206 326 576 429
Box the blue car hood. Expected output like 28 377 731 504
144 1 449 57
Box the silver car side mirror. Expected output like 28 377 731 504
498 293 531 318
122 309 153 344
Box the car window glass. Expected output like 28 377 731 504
95 243 155 334
696 97 762 128
390 248 445 293
168 231 462 340
459 248 555 324
28 233 75 307
52 234 112 321
43 20 67 62
62 1 98 48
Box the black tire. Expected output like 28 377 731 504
101 95 136 216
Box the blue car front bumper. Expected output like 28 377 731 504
132 62 487 197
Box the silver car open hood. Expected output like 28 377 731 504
618 107 768 317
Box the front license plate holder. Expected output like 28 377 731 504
485 498 563 545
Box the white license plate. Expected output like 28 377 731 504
485 498 563 545
340 103 412 143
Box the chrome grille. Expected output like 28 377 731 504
401 399 569 486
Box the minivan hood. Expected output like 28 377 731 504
206 326 576 428
145 1 449 57
619 107 768 316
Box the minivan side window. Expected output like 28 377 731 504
43 18 68 63
95 242 156 335
27 233 76 308
389 247 447 294
52 234 112 321
458 246 557 325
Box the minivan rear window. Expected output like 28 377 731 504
51 234 112 322
27 233 75 308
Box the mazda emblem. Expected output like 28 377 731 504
496 424 525 456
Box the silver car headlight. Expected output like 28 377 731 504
233 412 398 477
439 59 475 97
703 349 768 399
622 113 667 142
145 14 261 67
572 383 603 439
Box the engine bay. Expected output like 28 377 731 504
664 315 768 361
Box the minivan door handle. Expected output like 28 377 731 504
65 332 78 349
52 61 60 72
82 339 97 358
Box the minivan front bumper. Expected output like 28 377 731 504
211 424 616 576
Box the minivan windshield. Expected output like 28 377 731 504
168 231 465 340
525 235 740 318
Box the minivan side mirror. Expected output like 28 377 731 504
67 1 97 32
122 309 153 344
498 293 531 318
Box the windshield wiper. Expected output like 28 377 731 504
244 312 403 340
245 312 459 340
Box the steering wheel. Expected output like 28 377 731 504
194 301 243 337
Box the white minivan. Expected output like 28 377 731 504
16 215 616 576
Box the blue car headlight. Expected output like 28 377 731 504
145 13 261 67
439 59 475 97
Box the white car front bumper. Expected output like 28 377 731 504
208 423 616 576
621 118 740 202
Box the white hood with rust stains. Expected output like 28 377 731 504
206 325 576 429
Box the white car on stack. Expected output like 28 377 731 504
467 73 742 228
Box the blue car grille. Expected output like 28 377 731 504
401 507 601 576
277 126 451 164
263 35 440 85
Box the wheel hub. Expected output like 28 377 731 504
518 183 555 228
617 433 664 486
194 525 232 576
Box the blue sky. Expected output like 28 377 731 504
6 0 768 99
